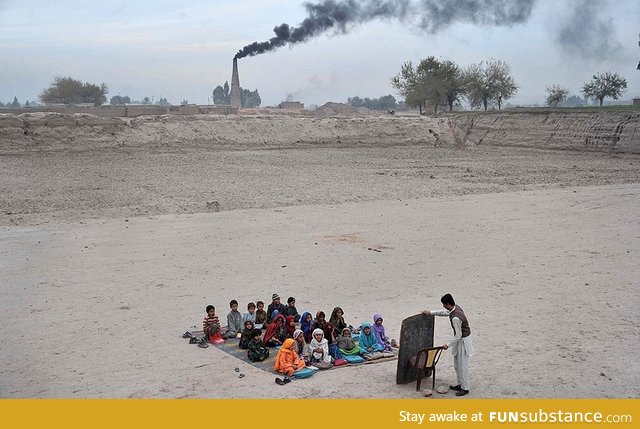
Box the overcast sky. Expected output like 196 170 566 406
1 0 638 107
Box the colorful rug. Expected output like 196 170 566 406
184 330 396 374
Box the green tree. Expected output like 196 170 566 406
391 61 428 114
347 94 397 110
581 71 627 106
212 81 230 105
39 77 108 105
11 96 20 107
545 85 569 107
465 59 518 111
110 95 131 105
142 97 151 105
392 57 465 114
157 97 169 105
240 88 261 108
438 60 465 112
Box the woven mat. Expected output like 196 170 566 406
184 329 396 374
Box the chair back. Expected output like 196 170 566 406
415 346 443 370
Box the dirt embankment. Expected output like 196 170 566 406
1 109 638 154
450 110 640 153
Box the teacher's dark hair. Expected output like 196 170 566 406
441 294 455 306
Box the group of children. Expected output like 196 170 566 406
202 294 395 376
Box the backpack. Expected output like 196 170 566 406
343 354 364 364
293 367 315 379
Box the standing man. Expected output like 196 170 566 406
422 293 474 396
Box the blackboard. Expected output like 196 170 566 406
395 313 434 384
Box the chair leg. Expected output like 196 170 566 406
416 368 422 391
432 367 436 390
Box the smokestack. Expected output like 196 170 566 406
230 58 241 109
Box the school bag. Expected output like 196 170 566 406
334 358 348 366
343 354 364 364
293 367 315 379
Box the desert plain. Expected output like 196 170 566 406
1 108 639 398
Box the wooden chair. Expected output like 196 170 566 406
408 346 444 391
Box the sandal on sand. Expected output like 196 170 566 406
275 377 291 385
182 331 193 338
197 342 209 348
234 367 240 372
189 337 198 344
239 374 245 378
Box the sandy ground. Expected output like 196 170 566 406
1 134 639 398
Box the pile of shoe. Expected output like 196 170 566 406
183 331 208 348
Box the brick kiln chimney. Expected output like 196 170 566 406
230 58 241 109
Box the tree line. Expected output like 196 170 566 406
390 57 631 113
212 81 262 108
10 76 263 108
391 57 517 114
546 72 628 107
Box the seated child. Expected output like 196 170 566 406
266 294 286 323
262 314 286 347
323 322 340 358
282 296 301 322
314 311 327 330
300 311 315 343
224 299 243 339
247 328 270 362
329 306 348 337
292 329 310 365
337 327 361 356
309 328 333 369
203 305 223 344
358 322 385 354
285 315 296 338
274 338 306 377
255 301 268 328
239 320 255 349
242 302 263 330
372 313 392 352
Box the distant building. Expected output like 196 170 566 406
279 101 304 110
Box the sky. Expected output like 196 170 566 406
1 0 639 107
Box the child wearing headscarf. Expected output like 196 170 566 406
263 314 286 346
292 329 310 364
359 322 385 354
329 307 347 337
285 315 296 338
239 320 255 349
274 338 306 376
372 313 392 352
300 312 315 343
309 328 333 369
314 311 327 330
337 327 361 356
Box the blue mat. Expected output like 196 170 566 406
185 329 396 374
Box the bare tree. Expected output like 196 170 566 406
545 85 569 107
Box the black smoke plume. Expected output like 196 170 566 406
234 0 536 59
555 0 623 61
